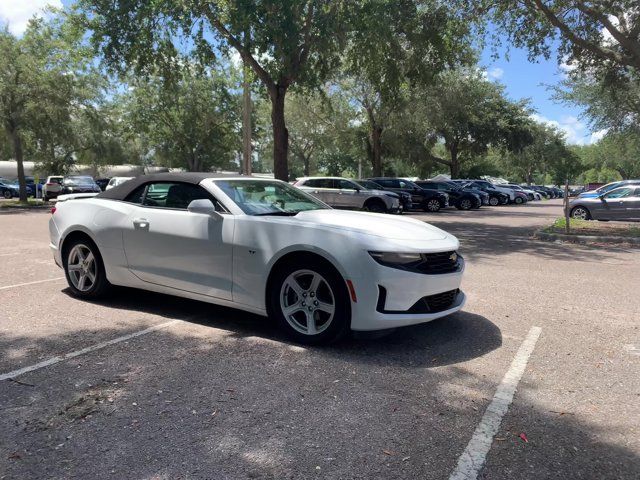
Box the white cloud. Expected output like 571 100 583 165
0 0 62 36
590 128 609 143
531 113 603 145
486 67 504 80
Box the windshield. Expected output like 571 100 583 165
215 179 329 215
596 182 621 193
64 176 95 186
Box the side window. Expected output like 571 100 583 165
635 188 640 197
338 179 357 189
379 179 398 188
605 188 632 199
303 179 318 187
124 185 146 204
142 182 215 209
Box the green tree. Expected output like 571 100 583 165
343 1 473 176
80 0 357 181
0 15 94 202
420 70 534 177
481 1 640 71
122 68 240 172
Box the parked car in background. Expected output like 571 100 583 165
367 177 448 212
59 176 102 195
43 176 64 201
570 186 640 221
463 179 517 203
504 184 542 201
294 177 400 213
356 179 412 212
0 180 19 199
577 180 640 199
106 176 135 190
531 185 557 198
415 181 481 210
95 178 111 191
569 186 585 197
450 180 508 206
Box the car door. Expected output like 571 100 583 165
336 179 363 208
121 181 234 300
301 179 336 205
600 187 634 220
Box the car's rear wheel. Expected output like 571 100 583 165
3 190 11 199
570 206 591 220
458 198 473 210
269 260 350 344
63 238 111 298
424 198 441 212
363 199 386 213
489 196 499 206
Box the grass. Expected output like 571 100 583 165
0 198 48 208
544 217 640 238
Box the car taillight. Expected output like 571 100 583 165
50 206 56 214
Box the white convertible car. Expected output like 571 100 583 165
49 173 465 344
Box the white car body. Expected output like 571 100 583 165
106 176 134 190
49 174 465 335
42 176 64 200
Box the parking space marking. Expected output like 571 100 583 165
0 253 20 257
0 320 181 381
0 277 65 291
449 326 542 480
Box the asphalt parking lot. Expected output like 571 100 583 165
1 200 638 479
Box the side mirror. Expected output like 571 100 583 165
598 194 606 202
188 199 222 219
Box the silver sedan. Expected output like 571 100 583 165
570 186 640 221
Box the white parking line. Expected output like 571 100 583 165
0 253 20 257
449 326 542 480
0 320 181 381
0 277 65 291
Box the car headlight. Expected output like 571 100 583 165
369 251 423 266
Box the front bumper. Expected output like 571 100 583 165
349 255 465 331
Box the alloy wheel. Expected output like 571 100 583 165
571 207 589 220
279 269 335 336
67 244 97 292
489 197 499 206
427 199 440 212
460 199 472 210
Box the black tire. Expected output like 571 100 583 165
43 195 49 202
423 198 441 212
457 198 473 210
514 196 524 205
570 206 591 220
62 236 111 299
488 196 499 206
3 190 11 199
268 257 350 345
363 199 386 213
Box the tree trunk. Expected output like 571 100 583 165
270 85 289 181
449 144 460 178
8 127 28 203
303 155 310 176
370 124 383 177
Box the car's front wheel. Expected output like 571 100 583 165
570 206 591 220
457 198 473 210
63 237 111 298
3 190 12 199
488 196 499 206
514 196 524 205
424 198 441 212
363 199 387 213
269 259 350 344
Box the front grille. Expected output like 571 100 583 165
377 287 460 314
415 251 460 274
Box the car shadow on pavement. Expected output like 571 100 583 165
425 220 637 261
57 286 501 369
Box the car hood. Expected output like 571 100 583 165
293 209 450 241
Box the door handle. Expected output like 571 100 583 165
133 218 149 229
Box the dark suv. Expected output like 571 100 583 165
367 177 448 212
416 181 482 210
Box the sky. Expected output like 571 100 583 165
1 0 603 145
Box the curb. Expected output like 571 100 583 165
534 230 640 246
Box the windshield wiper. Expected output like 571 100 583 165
253 211 299 216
